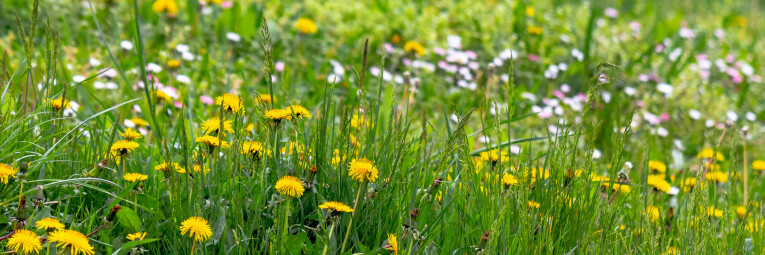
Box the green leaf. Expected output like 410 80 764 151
116 207 142 233
111 238 159 255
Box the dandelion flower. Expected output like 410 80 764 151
645 206 661 222
152 0 178 15
527 25 543 35
705 171 728 183
241 141 264 159
706 206 723 218
257 94 273 104
528 201 540 209
167 59 180 69
201 117 234 136
155 162 185 173
404 41 426 56
736 206 746 218
697 148 724 161
48 229 95 255
351 114 368 129
120 128 143 141
648 160 667 173
45 97 72 110
647 175 671 192
0 163 17 184
179 217 213 242
111 140 140 156
35 218 65 231
123 173 148 183
753 160 765 171
246 123 255 133
264 109 291 123
284 105 312 119
126 232 147 241
383 234 398 255
502 173 518 187
154 90 172 103
663 247 679 255
195 135 230 149
130 117 149 127
6 229 42 255
294 18 318 34
319 201 354 215
275 175 305 198
348 158 379 183
215 93 244 114
479 149 508 164
192 164 210 173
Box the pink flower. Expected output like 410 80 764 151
274 62 285 72
221 1 233 8
200 95 214 105
402 58 412 66
528 54 540 61
174 101 183 108
732 75 743 84
433 47 446 56
660 113 670 122
553 90 565 99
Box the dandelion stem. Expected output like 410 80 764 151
321 222 336 255
280 198 291 253
341 182 365 253
190 241 196 255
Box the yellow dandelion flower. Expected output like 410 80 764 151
350 114 369 129
647 174 671 192
294 18 318 34
167 59 180 69
383 234 398 255
502 173 518 187
645 206 661 222
180 216 213 242
705 171 728 183
746 220 765 232
120 128 143 141
123 173 148 183
697 148 724 161
0 163 17 184
45 97 72 110
152 0 178 15
192 164 210 173
479 149 508 164
332 153 346 167
35 218 65 231
275 175 305 198
753 160 765 171
111 140 140 156
126 232 147 241
528 201 541 209
736 206 746 218
663 247 679 255
154 162 185 173
154 90 172 103
215 93 244 114
528 168 550 185
318 201 354 213
6 229 42 255
404 41 426 56
264 109 291 123
648 160 667 173
241 141 264 159
49 229 95 255
525 6 535 17
130 117 149 127
195 135 230 149
201 117 234 136
257 94 274 104
348 158 379 183
246 123 255 133
706 206 723 218
284 105 312 119
527 25 542 35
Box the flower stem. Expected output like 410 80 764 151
280 198 291 253
341 182 365 253
321 222 336 255
190 241 196 255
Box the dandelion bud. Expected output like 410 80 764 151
310 165 318 174
487 64 495 79
410 208 419 221
19 162 28 174
105 205 122 223
16 197 28 222
33 185 45 207
743 125 749 136
725 120 734 128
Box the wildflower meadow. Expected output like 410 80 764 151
1 0 765 254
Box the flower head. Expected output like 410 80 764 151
647 175 671 192
257 94 273 104
154 90 172 103
0 163 17 184
383 234 398 255
192 164 210 173
648 160 667 173
123 173 148 183
130 117 149 127
126 232 147 241
528 201 541 209
215 93 244 114
6 229 42 255
152 0 178 15
348 158 379 183
294 18 318 34
479 149 508 164
180 217 213 242
49 229 95 255
264 109 291 123
404 41 426 56
502 173 518 187
167 59 180 69
706 206 723 218
753 160 765 171
195 135 230 150
319 201 354 213
241 141 264 160
35 218 65 231
45 97 72 110
201 117 234 136
275 175 305 198
736 206 747 218
120 128 143 141
351 114 368 129
645 206 661 222
705 171 728 183
697 148 724 161
111 140 140 156
155 162 185 173
284 105 312 119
